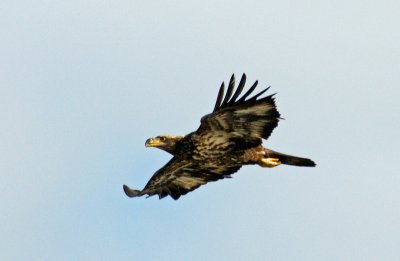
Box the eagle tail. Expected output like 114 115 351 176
264 149 316 167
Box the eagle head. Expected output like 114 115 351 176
145 135 183 155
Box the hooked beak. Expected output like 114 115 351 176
145 138 164 147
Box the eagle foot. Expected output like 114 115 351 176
258 157 281 168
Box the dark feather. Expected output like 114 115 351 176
220 74 235 107
237 80 258 102
213 82 225 112
247 87 271 102
228 73 246 105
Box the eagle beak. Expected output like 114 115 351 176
145 138 163 147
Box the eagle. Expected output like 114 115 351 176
123 74 315 200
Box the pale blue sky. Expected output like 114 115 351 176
1 0 400 260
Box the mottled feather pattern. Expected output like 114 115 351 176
123 74 298 200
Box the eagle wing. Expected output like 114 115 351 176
123 157 241 200
194 74 281 153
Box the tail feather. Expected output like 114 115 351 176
264 149 316 167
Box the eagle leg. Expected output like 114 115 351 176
258 158 281 168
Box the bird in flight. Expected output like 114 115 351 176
123 74 315 200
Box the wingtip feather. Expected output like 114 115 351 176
213 82 225 112
238 80 258 102
220 74 236 107
123 184 142 198
229 73 247 104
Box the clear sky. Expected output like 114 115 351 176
1 0 400 260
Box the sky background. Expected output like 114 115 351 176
1 0 400 260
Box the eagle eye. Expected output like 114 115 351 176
160 136 166 142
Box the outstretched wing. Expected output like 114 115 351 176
123 157 241 200
195 74 281 151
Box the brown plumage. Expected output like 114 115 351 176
123 74 316 200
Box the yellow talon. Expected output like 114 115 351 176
259 157 281 168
